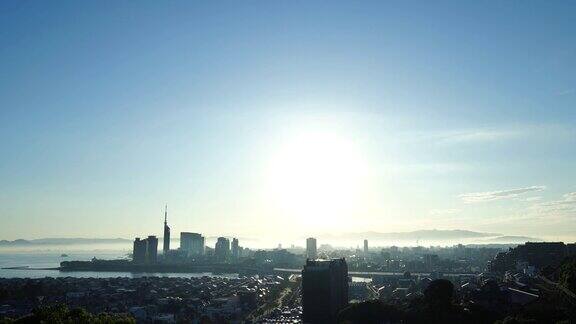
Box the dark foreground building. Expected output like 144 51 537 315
302 258 349 323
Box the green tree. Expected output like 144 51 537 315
338 300 404 324
5 305 135 324
558 257 576 293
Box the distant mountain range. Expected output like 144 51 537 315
0 238 131 246
0 230 543 247
317 230 542 244
319 229 501 241
481 235 542 243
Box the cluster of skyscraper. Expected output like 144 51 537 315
132 206 241 264
133 212 356 323
133 206 169 264
213 237 241 261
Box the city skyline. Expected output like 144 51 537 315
1 1 575 242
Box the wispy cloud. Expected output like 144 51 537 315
432 129 524 144
459 186 546 203
379 162 470 176
438 130 520 144
415 124 575 146
534 192 576 212
429 208 461 216
514 196 542 202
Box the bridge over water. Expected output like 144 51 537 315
274 268 478 278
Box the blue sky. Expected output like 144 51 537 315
0 1 575 243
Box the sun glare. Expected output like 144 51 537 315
265 129 370 228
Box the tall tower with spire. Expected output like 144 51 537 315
163 204 170 254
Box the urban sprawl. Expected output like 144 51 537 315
1 210 575 323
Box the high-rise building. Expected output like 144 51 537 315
215 237 230 262
306 237 317 260
133 236 158 264
424 254 439 271
231 238 239 260
363 239 368 255
146 235 158 263
302 258 349 323
163 205 170 254
180 233 192 252
180 232 205 256
133 238 147 264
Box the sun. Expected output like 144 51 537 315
264 129 370 228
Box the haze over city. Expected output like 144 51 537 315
1 1 575 243
3 2 576 324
